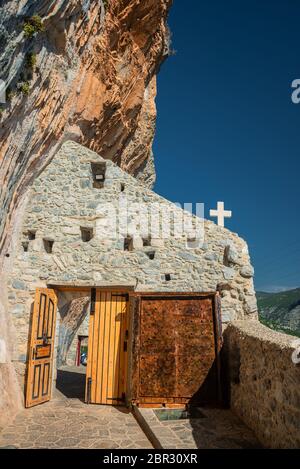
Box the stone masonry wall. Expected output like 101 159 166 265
65 311 89 367
3 141 257 387
224 321 300 448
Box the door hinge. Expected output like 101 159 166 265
86 377 92 404
107 394 126 402
90 288 96 315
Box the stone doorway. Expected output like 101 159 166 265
54 288 91 402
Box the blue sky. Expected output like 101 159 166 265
153 0 300 293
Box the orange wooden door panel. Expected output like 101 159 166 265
25 288 57 408
86 291 129 405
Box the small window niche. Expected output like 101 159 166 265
165 274 172 282
27 230 36 241
22 241 29 253
120 183 125 192
124 236 133 252
187 237 198 249
91 162 106 189
146 251 155 260
81 227 94 243
143 237 152 247
43 238 54 254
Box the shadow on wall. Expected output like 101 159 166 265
57 293 90 367
187 353 261 448
188 359 221 408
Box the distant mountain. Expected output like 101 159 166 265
257 288 300 338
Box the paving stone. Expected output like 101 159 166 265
138 407 262 449
0 397 152 449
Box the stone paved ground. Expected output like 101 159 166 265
0 400 153 449
0 366 261 449
138 407 262 449
0 366 152 449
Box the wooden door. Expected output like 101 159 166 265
86 291 129 405
25 288 57 408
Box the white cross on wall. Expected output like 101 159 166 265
210 202 232 227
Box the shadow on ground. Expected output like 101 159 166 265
55 366 131 415
56 367 86 400
189 408 263 449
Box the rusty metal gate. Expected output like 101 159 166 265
130 292 222 407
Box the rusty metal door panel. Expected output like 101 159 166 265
135 293 221 406
140 299 175 354
140 355 176 396
176 354 215 397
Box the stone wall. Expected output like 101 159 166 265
224 321 300 449
56 291 90 368
0 0 172 427
3 141 257 370
0 285 23 429
65 308 89 367
0 0 172 255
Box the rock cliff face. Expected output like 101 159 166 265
0 0 172 427
0 0 172 255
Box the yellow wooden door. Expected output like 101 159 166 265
25 288 57 408
86 291 129 405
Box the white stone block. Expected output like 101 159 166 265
0 338 7 363
151 238 164 248
132 237 143 249
62 226 79 235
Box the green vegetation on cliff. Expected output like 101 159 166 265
258 288 300 338
23 15 44 38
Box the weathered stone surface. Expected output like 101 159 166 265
11 280 26 290
244 297 258 315
0 0 172 254
240 265 254 278
0 0 172 427
223 267 236 281
224 321 300 449
2 142 258 397
0 384 152 449
217 282 232 292
224 244 240 265
137 407 260 449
